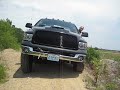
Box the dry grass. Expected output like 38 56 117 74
99 50 120 61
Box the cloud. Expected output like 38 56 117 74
12 0 120 20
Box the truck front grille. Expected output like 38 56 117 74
32 30 78 50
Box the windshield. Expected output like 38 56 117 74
35 19 78 33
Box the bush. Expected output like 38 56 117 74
86 47 101 84
0 64 6 83
0 19 24 51
86 47 100 63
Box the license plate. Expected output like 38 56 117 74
47 54 59 62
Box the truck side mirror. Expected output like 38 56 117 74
25 23 32 28
81 32 88 37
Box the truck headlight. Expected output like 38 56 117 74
24 33 33 41
78 42 87 49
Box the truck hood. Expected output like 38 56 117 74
32 26 70 34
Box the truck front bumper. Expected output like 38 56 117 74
21 45 86 62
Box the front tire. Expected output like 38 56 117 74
21 53 33 73
73 62 84 73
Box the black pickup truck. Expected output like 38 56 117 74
21 18 88 73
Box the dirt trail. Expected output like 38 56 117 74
0 49 88 90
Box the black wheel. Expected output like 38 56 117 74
73 62 84 73
21 53 33 73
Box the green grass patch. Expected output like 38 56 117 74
0 64 7 83
99 50 120 61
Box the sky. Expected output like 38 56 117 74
0 0 120 50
